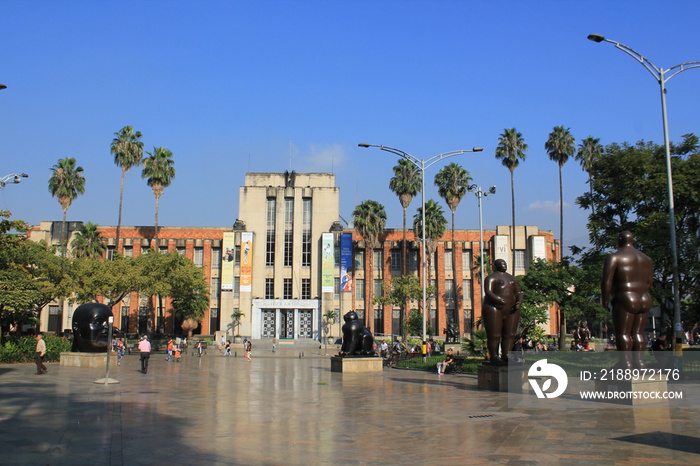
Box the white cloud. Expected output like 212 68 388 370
528 200 570 213
296 143 345 172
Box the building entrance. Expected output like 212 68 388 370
262 309 276 338
280 310 294 339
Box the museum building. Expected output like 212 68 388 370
28 171 560 340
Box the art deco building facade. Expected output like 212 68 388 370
29 171 560 340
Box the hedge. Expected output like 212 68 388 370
0 334 72 364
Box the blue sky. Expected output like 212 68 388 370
2 1 699 252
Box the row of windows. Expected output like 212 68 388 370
265 278 312 300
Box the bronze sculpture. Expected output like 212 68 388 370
339 311 375 356
602 231 653 369
482 259 522 365
71 303 113 352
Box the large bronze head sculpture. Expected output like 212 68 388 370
71 303 113 352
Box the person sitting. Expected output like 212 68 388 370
437 348 455 375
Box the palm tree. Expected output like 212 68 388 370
434 162 471 332
111 126 144 249
413 199 447 335
70 222 107 259
389 158 421 275
352 199 387 331
575 136 603 215
545 125 575 261
495 128 527 270
48 157 86 256
141 147 175 246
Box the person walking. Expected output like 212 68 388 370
35 333 48 375
244 339 252 361
166 339 174 361
138 335 151 374
224 341 232 356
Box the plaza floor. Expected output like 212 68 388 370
1 344 699 465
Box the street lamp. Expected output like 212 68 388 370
358 143 483 348
467 184 496 299
588 33 700 350
0 173 28 188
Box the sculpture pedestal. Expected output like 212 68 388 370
330 356 382 373
594 378 669 406
60 352 109 368
478 363 527 392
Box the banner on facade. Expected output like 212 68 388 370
493 235 510 263
340 232 353 292
240 232 253 292
321 232 334 293
222 232 235 290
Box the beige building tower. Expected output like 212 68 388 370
219 172 344 341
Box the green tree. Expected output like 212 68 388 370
545 125 576 260
576 134 700 327
48 157 86 256
141 147 175 245
70 222 107 259
434 162 471 333
352 199 386 331
111 125 144 248
520 258 606 350
374 274 427 340
413 199 447 335
575 136 603 216
230 309 245 338
389 158 421 275
495 128 527 269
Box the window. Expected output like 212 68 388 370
211 277 220 305
374 279 382 299
284 278 292 299
445 250 453 271
515 250 526 272
159 245 168 254
462 249 472 272
430 279 436 303
410 250 418 272
301 278 311 299
212 247 221 269
235 245 241 266
265 278 274 299
462 279 473 304
355 279 365 300
266 198 276 266
194 247 203 267
445 279 455 303
107 246 115 261
355 250 364 270
284 198 294 267
334 278 340 299
177 246 185 256
391 249 401 271
123 246 133 258
302 198 312 267
233 277 240 299
373 250 382 272
301 231 311 267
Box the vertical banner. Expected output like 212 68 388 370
321 232 334 293
340 232 353 292
240 232 253 292
221 232 235 290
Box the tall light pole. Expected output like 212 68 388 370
467 184 496 299
588 34 700 351
358 143 483 347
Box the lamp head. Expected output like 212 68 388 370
587 34 605 43
473 147 484 152
358 143 370 148
0 84 7 90
489 186 496 194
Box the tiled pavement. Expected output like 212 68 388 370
1 343 699 465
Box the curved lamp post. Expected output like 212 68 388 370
358 143 483 348
467 184 496 299
588 34 700 350
0 173 28 188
